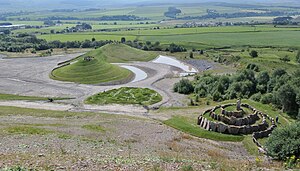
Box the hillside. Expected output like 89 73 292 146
100 44 158 63
50 44 157 84
50 46 133 85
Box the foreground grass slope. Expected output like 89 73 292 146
0 94 69 101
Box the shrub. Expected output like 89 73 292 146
173 79 194 94
296 50 300 64
189 52 194 58
249 50 258 58
246 63 259 72
260 93 273 104
212 91 222 101
280 55 290 62
265 122 300 161
250 93 262 102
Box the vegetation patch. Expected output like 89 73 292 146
164 116 244 142
82 124 106 132
0 94 69 101
85 87 162 106
3 126 53 135
265 122 300 161
99 44 157 63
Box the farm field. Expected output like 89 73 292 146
38 26 300 49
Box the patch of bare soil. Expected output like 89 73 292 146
0 113 260 171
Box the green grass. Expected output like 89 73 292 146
139 30 300 48
3 126 53 135
50 45 134 84
0 106 98 118
39 33 136 42
99 44 157 63
82 124 106 132
0 93 69 101
85 87 162 106
164 116 244 142
242 136 259 156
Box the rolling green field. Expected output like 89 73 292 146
38 26 300 49
85 87 162 106
39 33 136 42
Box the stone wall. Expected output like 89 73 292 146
197 115 269 135
209 111 260 126
198 103 278 153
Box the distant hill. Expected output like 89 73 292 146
0 0 299 12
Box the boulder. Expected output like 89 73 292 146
210 122 217 132
217 123 228 133
228 126 239 135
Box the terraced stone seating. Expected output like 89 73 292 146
197 102 277 152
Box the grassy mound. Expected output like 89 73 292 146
100 44 158 63
51 44 157 84
51 47 133 85
85 87 162 106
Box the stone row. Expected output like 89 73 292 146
209 111 260 126
197 115 269 135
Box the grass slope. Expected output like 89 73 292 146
0 94 69 101
85 87 162 106
51 44 156 84
51 45 131 84
100 44 157 63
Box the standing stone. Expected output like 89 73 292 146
237 99 241 111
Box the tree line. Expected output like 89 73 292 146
174 66 300 119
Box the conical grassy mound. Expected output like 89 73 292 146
50 46 134 85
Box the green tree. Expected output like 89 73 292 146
173 79 194 94
265 122 300 160
249 50 258 58
296 50 300 63
276 84 298 115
